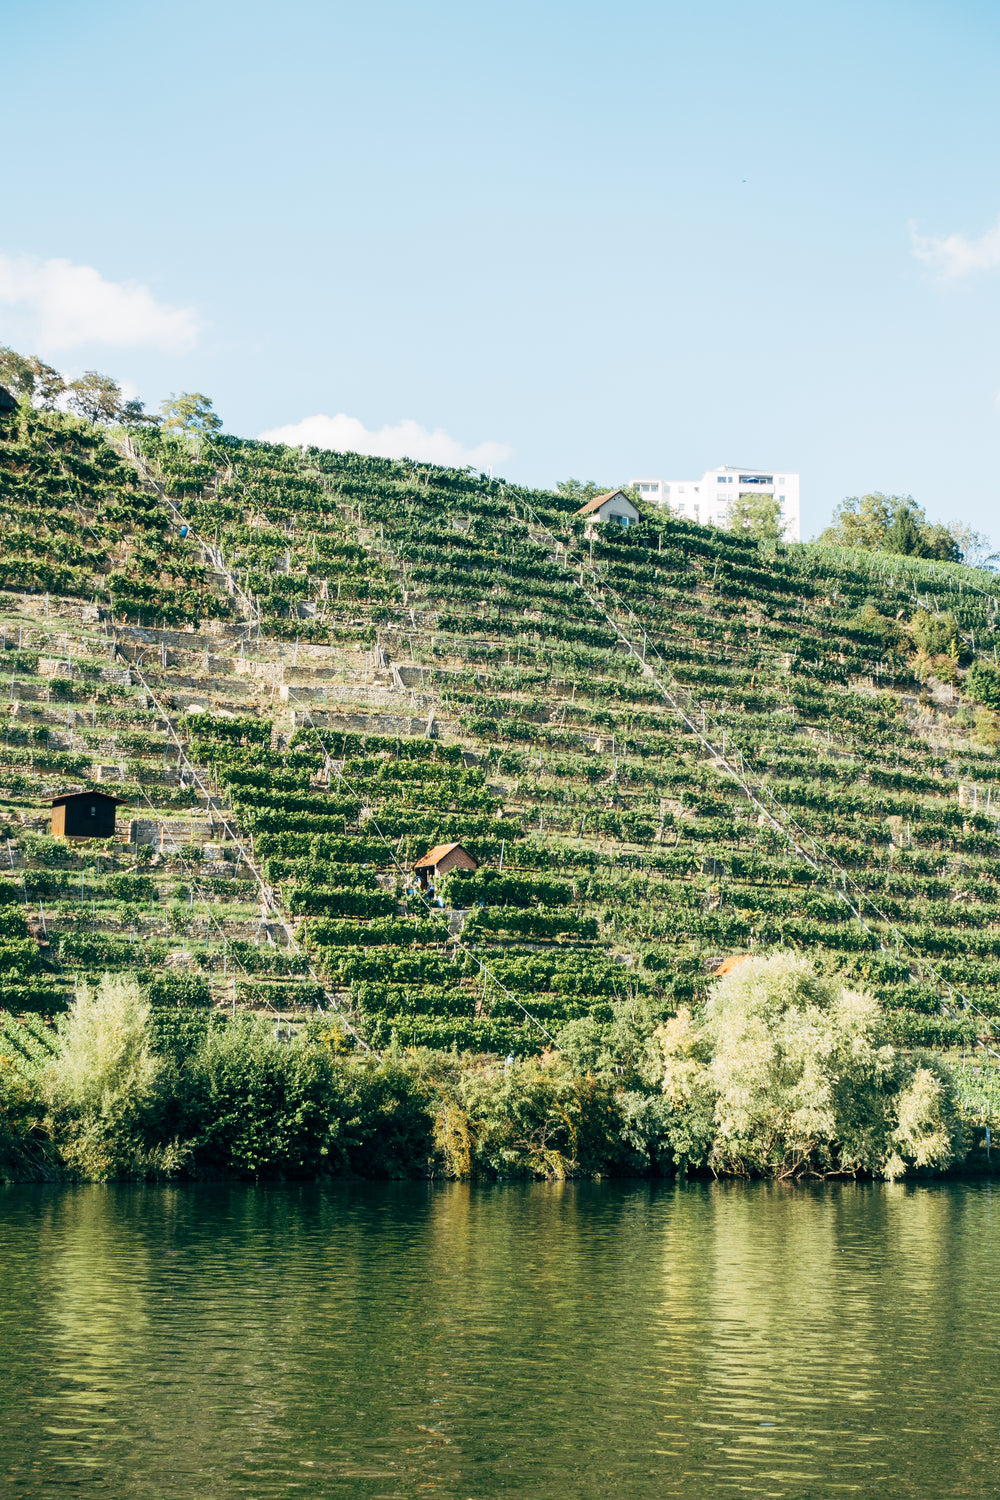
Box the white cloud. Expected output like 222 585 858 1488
0 254 199 351
911 217 1000 277
258 412 511 470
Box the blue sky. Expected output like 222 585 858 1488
3 0 1000 542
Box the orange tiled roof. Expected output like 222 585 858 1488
575 489 627 517
414 841 471 869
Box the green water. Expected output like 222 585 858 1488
1 1181 997 1498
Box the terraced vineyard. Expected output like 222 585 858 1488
4 399 1000 1069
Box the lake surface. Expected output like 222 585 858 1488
1 1181 998 1498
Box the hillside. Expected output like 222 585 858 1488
3 401 1000 1072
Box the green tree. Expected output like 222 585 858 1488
67 370 158 426
187 1014 348 1175
556 478 606 507
434 1052 630 1179
919 521 962 562
885 503 924 556
42 973 187 1180
0 346 65 409
851 603 908 659
821 491 963 561
160 391 223 436
0 1054 48 1178
727 490 782 540
909 608 961 657
654 952 965 1179
68 370 121 424
967 660 1000 709
820 492 898 549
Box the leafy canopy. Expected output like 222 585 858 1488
909 607 961 658
820 492 962 561
556 478 606 506
67 370 157 427
43 973 187 1180
727 489 782 540
160 391 223 435
0 345 65 409
967 660 1000 710
654 952 965 1179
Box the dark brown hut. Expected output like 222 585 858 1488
51 791 122 840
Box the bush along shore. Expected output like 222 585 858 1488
1 955 994 1184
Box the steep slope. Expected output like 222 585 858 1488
3 406 1000 1062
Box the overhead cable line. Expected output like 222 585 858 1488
504 493 1000 1053
117 439 558 1050
34 430 370 1051
280 682 560 1048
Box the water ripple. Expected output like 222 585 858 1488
1 1180 998 1497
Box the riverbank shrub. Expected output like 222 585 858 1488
185 1015 354 1175
0 1055 49 1178
432 1056 639 1179
42 974 189 1181
0 957 975 1183
654 953 966 1179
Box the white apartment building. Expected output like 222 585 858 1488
629 466 801 542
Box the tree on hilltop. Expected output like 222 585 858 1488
820 492 962 561
946 522 999 570
160 391 222 436
67 370 158 427
885 502 923 556
727 490 782 540
556 478 606 506
0 346 65 409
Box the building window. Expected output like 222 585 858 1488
717 476 727 483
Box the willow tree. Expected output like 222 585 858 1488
655 953 965 1179
43 974 188 1180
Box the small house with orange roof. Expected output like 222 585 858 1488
413 842 478 890
575 489 640 535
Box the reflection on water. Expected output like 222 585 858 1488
0 1180 997 1497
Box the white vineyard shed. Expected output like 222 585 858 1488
575 490 640 532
